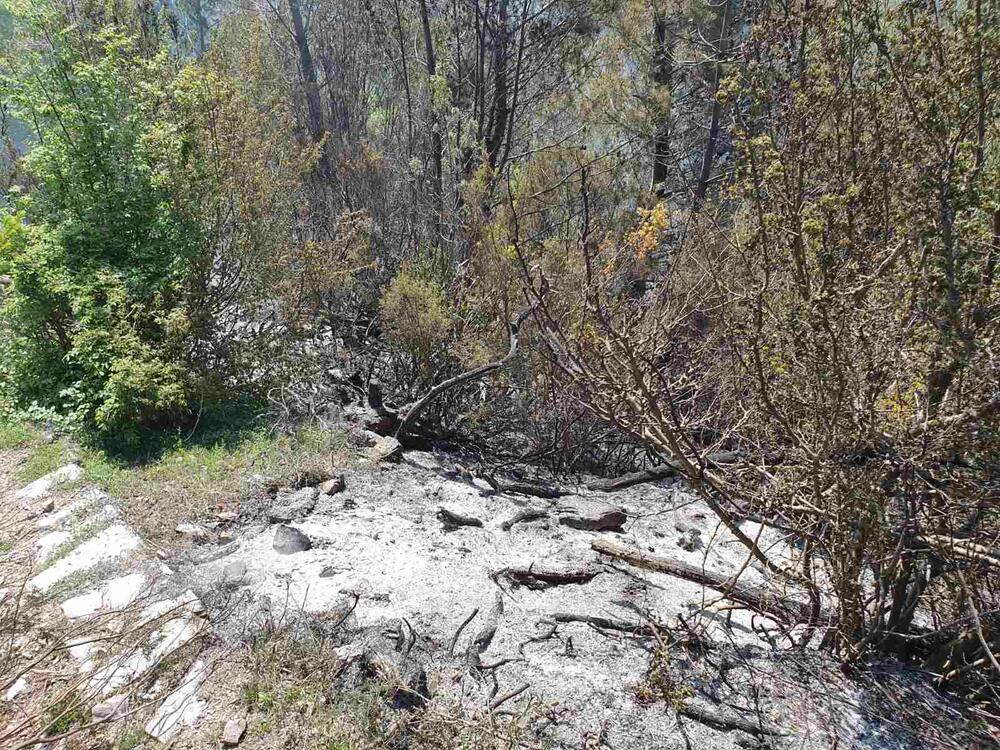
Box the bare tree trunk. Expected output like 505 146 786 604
694 0 731 207
190 0 209 55
392 0 414 154
288 0 324 145
418 0 444 244
650 14 673 196
484 0 511 169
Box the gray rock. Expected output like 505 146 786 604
268 487 319 524
558 504 627 532
247 474 281 494
175 523 211 543
92 694 127 720
368 436 403 463
677 529 703 552
221 718 246 746
319 475 346 495
319 565 341 578
273 525 312 554
221 560 248 586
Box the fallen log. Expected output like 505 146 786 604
586 451 740 492
494 566 600 590
484 476 568 498
551 612 657 636
591 539 811 624
678 703 786 737
500 509 548 531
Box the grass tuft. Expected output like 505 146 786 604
0 419 40 450
74 402 357 541
14 437 76 484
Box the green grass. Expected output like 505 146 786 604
43 692 87 734
0 419 40 450
14 437 77 484
116 725 145 750
71 401 356 539
83 425 345 497
0 401 356 541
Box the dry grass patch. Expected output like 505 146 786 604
76 407 358 542
212 625 555 750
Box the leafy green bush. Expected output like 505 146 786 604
379 269 452 371
0 10 319 437
0 24 203 432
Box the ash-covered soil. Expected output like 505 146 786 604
3 446 991 750
172 451 988 750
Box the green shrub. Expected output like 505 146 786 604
0 11 320 437
379 270 452 368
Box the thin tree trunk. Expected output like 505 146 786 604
392 0 414 154
484 0 510 169
418 0 444 244
694 0 730 207
650 15 673 195
288 0 324 145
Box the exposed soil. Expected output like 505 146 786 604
1 447 994 750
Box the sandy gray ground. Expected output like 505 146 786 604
3 450 990 750
176 451 985 750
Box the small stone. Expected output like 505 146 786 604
368 436 403 463
273 525 312 554
677 529 702 552
319 475 346 495
176 523 211 543
221 718 246 746
38 499 56 514
222 560 248 585
558 505 627 532
319 565 341 578
268 487 319 524
92 694 127 720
